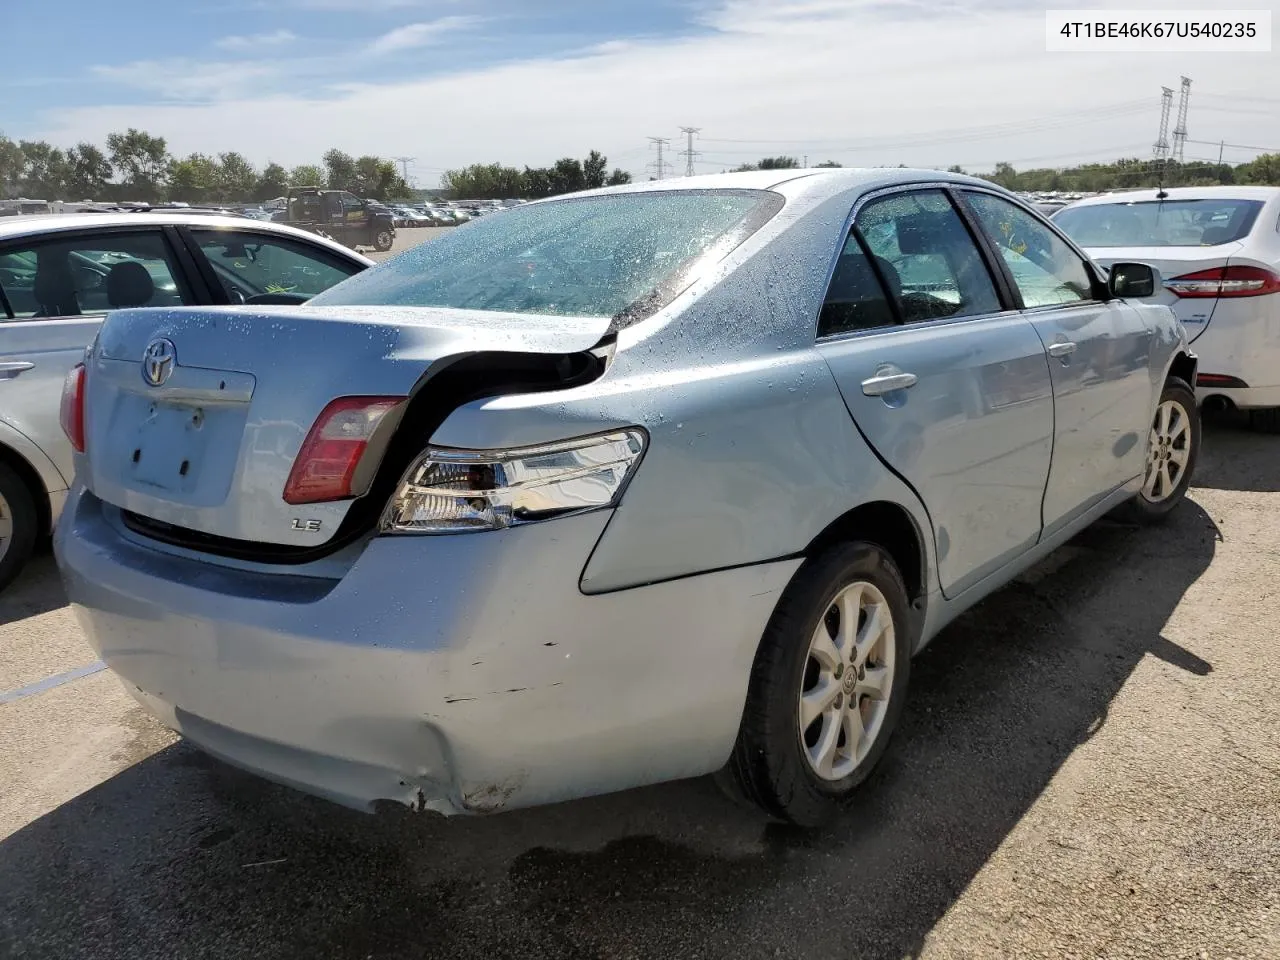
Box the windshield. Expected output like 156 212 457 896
1054 198 1264 247
310 189 779 321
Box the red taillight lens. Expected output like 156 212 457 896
59 363 86 453
282 396 403 505
1165 265 1280 299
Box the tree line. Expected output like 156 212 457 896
440 151 633 198
0 128 416 204
5 128 1278 205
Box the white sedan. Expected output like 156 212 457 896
1056 186 1280 430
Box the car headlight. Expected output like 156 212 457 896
380 429 647 534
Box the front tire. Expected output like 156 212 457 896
725 542 913 826
373 229 394 252
1121 376 1199 523
0 461 39 594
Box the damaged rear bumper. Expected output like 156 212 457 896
55 487 798 815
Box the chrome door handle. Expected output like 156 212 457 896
1048 341 1077 359
861 370 919 396
0 360 34 379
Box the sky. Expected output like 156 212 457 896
6 0 1279 186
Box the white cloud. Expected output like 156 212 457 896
215 30 298 52
38 0 1280 178
91 59 283 102
366 16 480 54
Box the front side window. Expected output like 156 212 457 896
0 230 192 320
964 192 1094 308
1054 197 1264 248
854 189 1002 324
311 189 781 323
190 230 362 301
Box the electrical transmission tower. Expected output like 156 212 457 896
1153 87 1173 160
678 127 701 177
1171 77 1192 163
647 137 672 180
392 157 415 182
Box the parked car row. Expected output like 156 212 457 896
31 168 1214 827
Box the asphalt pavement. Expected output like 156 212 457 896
1 338 1278 955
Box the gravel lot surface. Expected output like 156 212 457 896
1 268 1277 959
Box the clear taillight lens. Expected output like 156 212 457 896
1165 265 1280 298
60 363 86 453
381 429 647 534
283 396 404 505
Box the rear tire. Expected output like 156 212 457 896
1249 407 1280 434
1119 376 1199 524
373 230 394 252
725 541 913 826
0 461 39 594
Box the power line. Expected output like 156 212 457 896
391 156 415 182
1185 138 1280 154
646 137 672 180
678 126 701 177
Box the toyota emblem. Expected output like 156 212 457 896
141 338 177 387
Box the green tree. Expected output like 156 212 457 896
442 162 526 198
946 164 966 174
816 160 843 168
215 152 257 201
988 161 1018 189
168 153 221 204
583 150 608 189
0 135 26 197
758 156 800 170
65 143 112 199
255 163 290 201
1239 153 1280 185
106 128 170 201
18 140 70 198
289 164 325 187
606 168 632 186
548 157 586 194
322 149 358 192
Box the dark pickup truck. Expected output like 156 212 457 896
273 187 396 252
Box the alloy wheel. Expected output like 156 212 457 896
1141 397 1192 503
798 580 897 781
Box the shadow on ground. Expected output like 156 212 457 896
0 552 65 626
1195 409 1280 493
0 499 1219 960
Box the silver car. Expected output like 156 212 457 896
0 213 373 590
55 169 1198 824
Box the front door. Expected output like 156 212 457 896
0 228 197 484
816 187 1055 598
960 190 1155 533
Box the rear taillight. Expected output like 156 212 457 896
282 396 403 505
60 363 86 453
1165 265 1280 299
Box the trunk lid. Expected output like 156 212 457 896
84 304 610 547
1084 242 1246 343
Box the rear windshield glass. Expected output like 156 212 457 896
309 189 779 322
1054 198 1263 247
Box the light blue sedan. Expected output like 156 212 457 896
55 169 1198 824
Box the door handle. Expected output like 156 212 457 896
861 370 919 397
1048 341 1077 359
0 360 34 379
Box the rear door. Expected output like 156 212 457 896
817 187 1054 598
960 190 1155 532
0 227 199 485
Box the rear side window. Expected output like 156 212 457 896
0 230 192 320
854 189 1002 324
1054 198 1264 247
310 190 781 323
819 234 895 336
190 230 362 301
963 192 1095 308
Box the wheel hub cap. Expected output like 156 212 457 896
1141 397 1192 504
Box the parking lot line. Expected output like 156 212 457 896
0 660 106 705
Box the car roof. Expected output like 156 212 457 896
1063 185 1280 208
0 212 375 265
537 167 1004 204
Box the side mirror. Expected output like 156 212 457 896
1108 262 1159 299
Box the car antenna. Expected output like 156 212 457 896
1155 162 1169 201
